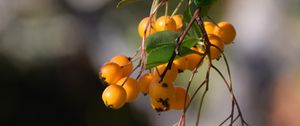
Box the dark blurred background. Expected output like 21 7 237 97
0 0 150 126
1 0 300 126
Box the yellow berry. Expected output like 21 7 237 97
138 17 156 38
170 86 190 110
155 16 177 31
138 73 155 94
102 84 127 109
173 57 188 72
172 15 183 31
116 77 140 102
154 63 178 82
204 21 215 35
214 21 236 44
207 34 224 60
110 55 133 77
149 79 175 111
99 62 123 85
185 47 204 71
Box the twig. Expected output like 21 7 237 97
211 65 248 126
195 84 208 126
159 9 200 83
183 55 206 112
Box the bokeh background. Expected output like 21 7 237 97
1 0 300 126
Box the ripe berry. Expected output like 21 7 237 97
149 79 175 111
173 57 188 72
155 16 177 31
138 73 155 94
170 86 190 110
207 34 224 60
99 62 123 85
138 17 156 38
172 15 183 31
204 21 215 35
154 63 178 82
214 21 236 44
102 84 127 109
185 47 204 71
116 77 140 102
110 55 133 77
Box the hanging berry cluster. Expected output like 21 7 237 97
99 0 248 125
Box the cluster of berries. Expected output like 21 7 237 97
100 14 236 112
99 54 192 111
100 55 137 109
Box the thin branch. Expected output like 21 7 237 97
121 63 141 86
183 55 206 113
191 8 214 126
219 115 231 126
211 65 248 126
195 84 208 126
159 9 201 83
180 52 206 126
185 79 206 109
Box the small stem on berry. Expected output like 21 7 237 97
150 0 156 15
121 61 142 87
135 59 143 80
165 1 168 17
129 47 141 62
171 0 184 17
164 1 169 31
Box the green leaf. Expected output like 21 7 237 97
145 29 202 69
117 0 141 8
179 46 203 56
146 44 175 69
182 38 199 48
146 30 180 53
146 43 201 69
